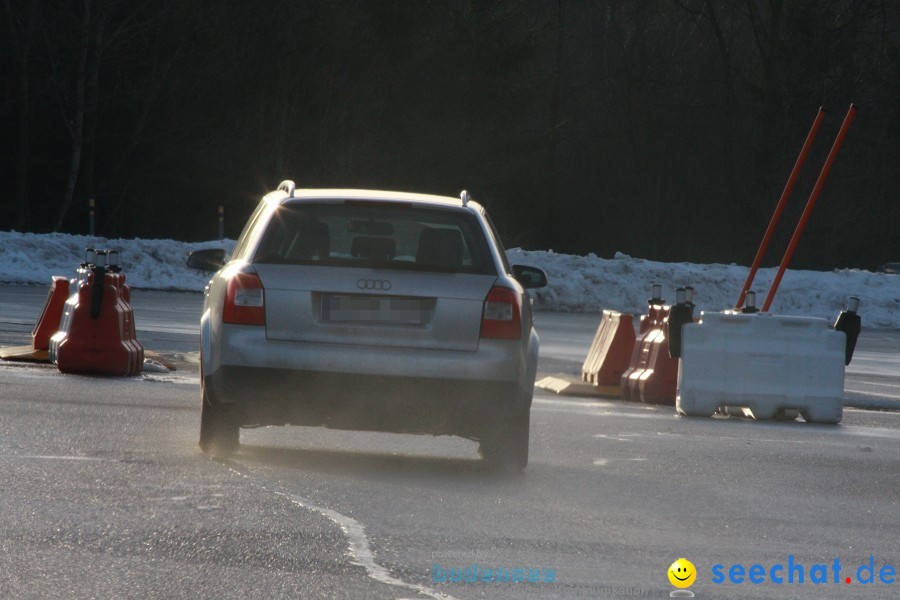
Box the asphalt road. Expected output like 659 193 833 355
1 285 899 600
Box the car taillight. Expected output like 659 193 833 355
481 285 522 340
223 272 265 325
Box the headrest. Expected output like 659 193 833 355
351 236 396 259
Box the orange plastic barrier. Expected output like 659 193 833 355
621 305 679 405
31 276 70 351
51 270 143 376
635 327 680 405
582 310 636 393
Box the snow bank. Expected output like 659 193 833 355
0 231 236 292
0 231 896 329
511 249 899 329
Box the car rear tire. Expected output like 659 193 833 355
199 379 239 456
479 404 530 472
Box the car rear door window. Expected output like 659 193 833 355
253 202 496 275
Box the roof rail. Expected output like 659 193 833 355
278 180 296 198
460 189 469 207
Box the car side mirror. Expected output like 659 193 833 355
187 248 226 272
511 264 547 289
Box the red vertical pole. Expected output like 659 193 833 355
735 108 826 310
762 104 857 313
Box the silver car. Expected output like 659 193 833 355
187 182 547 470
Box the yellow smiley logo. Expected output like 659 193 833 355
668 558 697 588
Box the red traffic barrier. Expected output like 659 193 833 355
119 273 142 375
51 266 143 376
31 276 70 351
621 286 696 405
582 310 636 394
633 325 680 405
621 305 678 404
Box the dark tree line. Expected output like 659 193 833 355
2 0 898 269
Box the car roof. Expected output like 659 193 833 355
273 188 484 211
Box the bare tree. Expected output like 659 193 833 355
52 0 92 232
4 0 43 231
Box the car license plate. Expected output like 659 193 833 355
322 294 432 324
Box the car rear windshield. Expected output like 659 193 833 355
252 201 496 275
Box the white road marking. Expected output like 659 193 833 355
848 380 900 390
134 324 199 335
593 458 647 466
846 386 900 400
532 397 671 419
593 433 640 442
650 431 825 445
0 317 35 326
837 425 900 440
0 454 113 461
224 465 461 600
532 396 619 409
645 428 900 444
280 492 460 600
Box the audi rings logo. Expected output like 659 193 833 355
357 278 392 291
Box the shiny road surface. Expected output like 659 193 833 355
0 285 898 599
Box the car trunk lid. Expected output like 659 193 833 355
256 264 496 352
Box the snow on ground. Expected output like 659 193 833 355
1 231 898 329
510 249 900 329
0 231 234 293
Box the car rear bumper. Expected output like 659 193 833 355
206 367 529 438
208 324 535 386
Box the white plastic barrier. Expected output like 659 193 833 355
677 311 845 424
